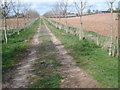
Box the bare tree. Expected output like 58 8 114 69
51 8 58 28
44 11 52 18
13 0 22 35
0 0 13 43
44 1 69 31
0 6 2 18
106 0 116 56
21 3 28 30
26 9 39 20
87 9 91 13
60 1 68 33
24 4 34 26
49 2 63 28
53 2 63 29
57 1 69 30
24 8 39 27
74 0 88 40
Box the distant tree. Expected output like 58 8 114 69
51 7 59 28
44 11 53 18
59 1 69 33
87 9 91 13
93 10 95 13
95 10 99 13
115 8 119 11
13 0 22 35
26 9 39 18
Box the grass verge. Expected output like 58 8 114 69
2 19 40 71
45 20 118 88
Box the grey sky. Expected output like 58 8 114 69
3 0 120 15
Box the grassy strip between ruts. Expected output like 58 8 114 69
45 20 118 88
29 20 61 88
29 40 61 88
2 19 40 71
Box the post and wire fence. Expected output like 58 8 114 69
44 12 119 57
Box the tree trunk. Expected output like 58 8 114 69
17 16 19 35
112 44 115 57
96 34 99 45
116 37 119 57
59 15 61 29
65 14 68 33
4 16 7 44
24 16 26 31
109 2 113 56
79 2 84 40
79 15 83 40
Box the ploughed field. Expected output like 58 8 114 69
0 18 35 30
51 13 118 37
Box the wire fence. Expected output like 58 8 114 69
45 17 118 56
0 17 39 39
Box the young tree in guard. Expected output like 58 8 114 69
74 0 88 40
13 0 22 35
106 0 116 56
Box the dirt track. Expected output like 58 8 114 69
44 21 99 88
3 19 99 88
3 22 41 88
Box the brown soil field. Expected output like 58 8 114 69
51 13 119 37
0 18 34 30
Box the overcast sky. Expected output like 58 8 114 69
2 0 120 15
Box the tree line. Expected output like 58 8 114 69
44 0 119 57
0 0 40 44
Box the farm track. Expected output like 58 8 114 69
3 19 99 88
44 21 99 88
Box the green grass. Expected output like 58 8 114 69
45 20 118 88
52 19 117 49
29 74 61 88
2 19 40 71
